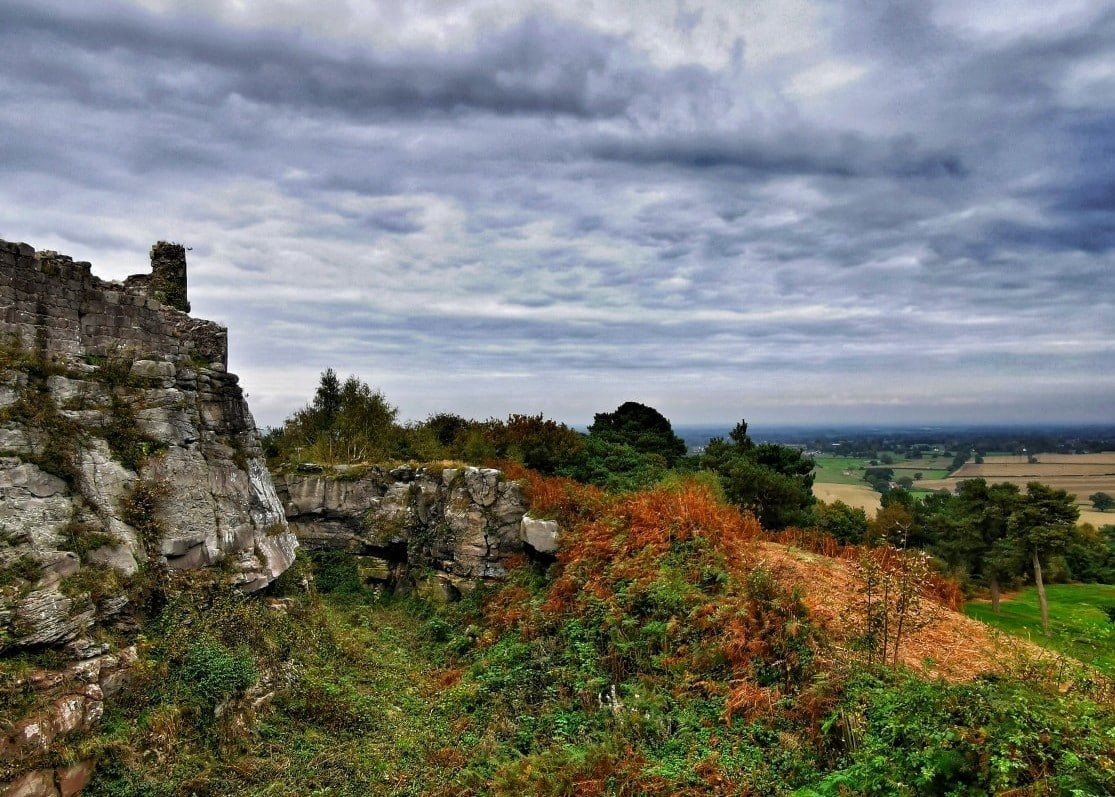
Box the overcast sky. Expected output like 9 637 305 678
2 0 1113 429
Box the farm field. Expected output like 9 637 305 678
811 455 872 485
1080 508 1115 528
889 465 952 480
812 482 881 515
889 457 955 472
917 451 1115 518
813 451 1115 523
813 454 951 512
966 584 1115 674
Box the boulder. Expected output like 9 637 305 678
521 515 561 554
275 466 530 594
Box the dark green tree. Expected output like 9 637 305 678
864 467 894 494
422 412 472 449
702 420 815 529
587 401 686 466
491 414 586 475
923 480 1022 612
312 367 342 432
560 436 667 493
813 500 869 545
267 370 399 465
1090 492 1115 512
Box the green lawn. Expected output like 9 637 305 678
965 584 1115 674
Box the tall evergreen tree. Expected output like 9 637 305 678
1008 482 1080 636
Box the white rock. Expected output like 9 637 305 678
521 515 561 554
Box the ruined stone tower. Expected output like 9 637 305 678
149 240 190 312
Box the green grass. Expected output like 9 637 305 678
812 456 872 485
966 583 1115 674
86 595 461 796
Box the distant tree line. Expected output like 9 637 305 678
263 369 1115 624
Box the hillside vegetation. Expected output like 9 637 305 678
74 469 1115 796
966 583 1115 673
56 376 1114 795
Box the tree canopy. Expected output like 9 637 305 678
1091 492 1115 512
587 401 687 467
702 419 815 529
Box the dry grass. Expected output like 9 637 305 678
976 453 1115 465
759 542 1047 682
953 463 1115 478
1079 508 1115 527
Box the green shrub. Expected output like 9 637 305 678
62 519 121 560
806 671 1115 796
120 477 168 557
179 640 257 707
103 394 164 472
6 388 83 485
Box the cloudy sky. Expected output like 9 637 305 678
2 0 1113 429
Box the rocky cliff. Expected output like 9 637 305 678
276 465 559 600
0 239 298 793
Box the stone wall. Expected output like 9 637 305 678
1 240 221 368
276 466 559 600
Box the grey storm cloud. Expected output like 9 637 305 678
0 2 659 120
0 0 1112 427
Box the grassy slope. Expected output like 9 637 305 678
87 596 466 796
966 584 1115 674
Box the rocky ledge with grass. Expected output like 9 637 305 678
0 239 298 794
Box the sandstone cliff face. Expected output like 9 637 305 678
276 465 558 599
1 239 297 792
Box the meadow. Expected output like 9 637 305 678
965 584 1115 674
811 456 872 485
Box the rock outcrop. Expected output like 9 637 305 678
1 239 298 791
276 465 556 599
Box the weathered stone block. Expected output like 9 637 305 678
57 761 95 797
129 359 175 381
521 515 560 554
